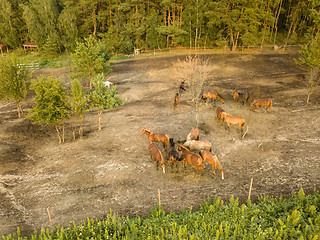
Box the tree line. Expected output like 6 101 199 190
0 0 319 54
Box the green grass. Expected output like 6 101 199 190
2 188 319 240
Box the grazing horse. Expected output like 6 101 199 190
200 150 224 180
178 81 186 96
202 91 224 104
250 99 272 113
167 138 180 167
221 112 245 133
178 145 204 172
149 143 165 174
173 92 179 109
186 128 200 141
233 89 250 104
216 107 226 125
141 128 170 150
183 140 212 152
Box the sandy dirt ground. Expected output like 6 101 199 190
1 50 320 236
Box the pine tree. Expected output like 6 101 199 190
72 35 112 89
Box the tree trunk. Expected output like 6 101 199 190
55 124 62 143
98 110 102 130
79 116 83 138
62 123 65 142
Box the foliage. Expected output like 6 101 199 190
28 76 70 142
3 188 320 239
86 73 123 130
295 34 320 103
71 35 112 88
70 78 87 138
0 54 28 118
1 0 319 53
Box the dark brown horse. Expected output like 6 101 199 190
167 138 180 167
141 128 170 150
178 81 186 96
200 150 224 179
178 145 204 172
233 89 250 104
149 143 165 174
202 91 224 104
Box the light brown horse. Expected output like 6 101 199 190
200 150 224 179
250 99 272 113
183 140 212 152
186 128 200 141
173 92 179 109
221 112 245 133
216 107 226 125
141 128 170 150
149 143 165 174
202 91 224 103
178 145 204 172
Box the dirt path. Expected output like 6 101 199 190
1 52 320 236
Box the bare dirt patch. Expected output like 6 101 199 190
1 52 320 236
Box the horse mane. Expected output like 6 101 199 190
215 156 223 171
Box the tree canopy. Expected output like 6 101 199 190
0 0 319 52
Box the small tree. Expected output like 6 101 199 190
86 74 124 131
71 35 112 89
70 78 87 139
295 35 320 104
28 76 70 143
173 55 211 126
0 54 29 118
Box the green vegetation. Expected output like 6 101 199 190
1 0 320 53
296 34 320 103
87 74 124 131
2 188 319 239
0 54 29 118
28 76 70 143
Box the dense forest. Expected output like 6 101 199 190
0 0 319 54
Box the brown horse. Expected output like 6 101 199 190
178 145 204 172
221 112 245 133
178 81 186 96
216 107 226 125
141 128 170 150
250 99 272 113
173 92 179 109
149 143 165 174
183 140 212 152
167 138 180 167
233 89 250 104
186 128 200 141
202 91 224 104
200 150 224 179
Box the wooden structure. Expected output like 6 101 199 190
0 44 8 56
23 42 38 53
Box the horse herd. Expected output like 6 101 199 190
141 128 224 179
141 84 272 179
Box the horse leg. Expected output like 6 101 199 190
211 164 216 174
